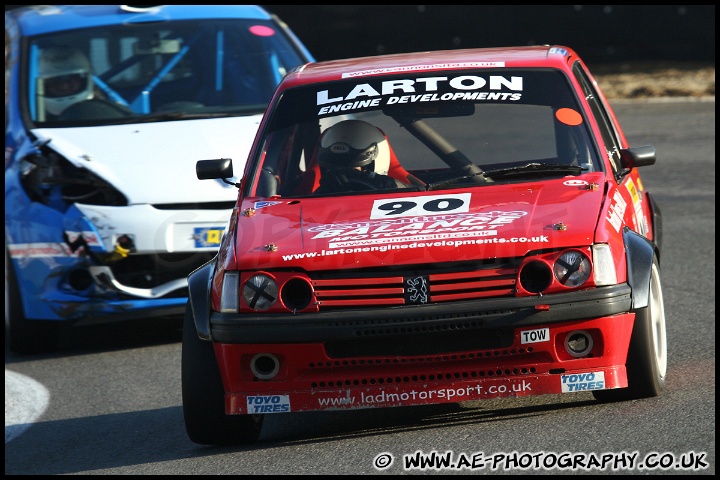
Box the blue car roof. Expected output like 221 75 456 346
6 5 273 37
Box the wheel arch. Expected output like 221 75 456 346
187 261 215 341
623 227 658 310
646 191 663 261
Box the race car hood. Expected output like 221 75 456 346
31 115 262 204
234 173 606 270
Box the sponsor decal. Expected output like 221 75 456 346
8 242 73 258
341 62 505 78
606 189 627 233
563 179 589 187
560 372 605 392
316 381 534 408
246 394 291 413
309 198 529 249
253 201 282 209
280 234 551 261
521 328 550 344
280 199 549 260
193 227 224 248
625 179 647 236
317 74 523 115
626 178 640 204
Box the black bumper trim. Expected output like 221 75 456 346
209 284 632 344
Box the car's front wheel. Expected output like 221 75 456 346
5 248 60 355
593 257 667 402
181 302 264 445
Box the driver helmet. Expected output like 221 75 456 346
38 47 94 116
317 120 390 175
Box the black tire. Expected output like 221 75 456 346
593 257 667 402
181 303 264 445
5 248 60 355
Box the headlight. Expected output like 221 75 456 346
592 243 617 286
242 274 278 311
553 250 591 287
20 150 127 207
220 271 240 312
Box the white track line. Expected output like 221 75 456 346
5 369 49 443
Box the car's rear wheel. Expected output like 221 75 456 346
5 248 60 355
593 257 667 402
181 302 264 445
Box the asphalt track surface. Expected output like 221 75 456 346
5 97 715 474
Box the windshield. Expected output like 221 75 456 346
25 19 309 125
247 69 602 198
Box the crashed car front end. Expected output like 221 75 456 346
5 4 314 354
5 134 232 321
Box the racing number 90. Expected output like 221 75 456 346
370 193 471 219
378 198 464 215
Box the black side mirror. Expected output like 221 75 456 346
196 158 233 180
619 145 656 169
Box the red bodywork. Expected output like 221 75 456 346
219 314 633 414
196 46 659 415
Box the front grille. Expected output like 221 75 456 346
325 326 514 357
310 259 519 308
304 347 541 390
306 364 539 390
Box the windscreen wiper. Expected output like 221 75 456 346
426 163 587 190
425 171 491 191
131 112 238 123
482 163 587 179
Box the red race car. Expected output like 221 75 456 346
183 45 666 445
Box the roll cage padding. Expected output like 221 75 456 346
187 261 215 341
623 227 657 310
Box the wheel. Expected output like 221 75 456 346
181 302 264 445
593 257 667 402
5 248 60 355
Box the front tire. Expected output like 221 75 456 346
6 248 59 355
593 257 667 402
181 302 264 445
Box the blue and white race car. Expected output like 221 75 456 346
4 5 314 354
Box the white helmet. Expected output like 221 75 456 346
317 120 391 175
38 47 94 116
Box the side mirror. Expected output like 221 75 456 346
196 158 233 180
619 145 656 169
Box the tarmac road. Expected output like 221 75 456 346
5 98 715 475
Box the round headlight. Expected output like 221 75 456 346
553 250 591 287
242 274 278 311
